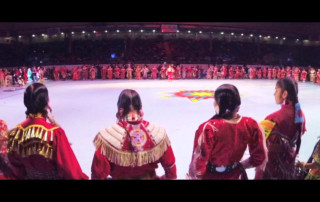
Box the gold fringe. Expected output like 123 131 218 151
26 128 31 141
34 128 40 139
44 131 48 142
93 133 171 167
30 127 35 138
11 139 53 159
20 130 25 143
7 126 54 160
38 128 44 138
14 129 21 140
15 124 59 132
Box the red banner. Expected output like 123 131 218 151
161 24 177 33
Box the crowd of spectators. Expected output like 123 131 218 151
0 37 320 67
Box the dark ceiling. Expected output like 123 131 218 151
0 22 319 39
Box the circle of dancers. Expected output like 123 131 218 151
2 64 320 89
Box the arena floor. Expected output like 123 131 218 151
1 79 320 179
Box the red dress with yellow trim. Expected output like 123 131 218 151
260 102 306 179
7 116 88 180
0 119 15 179
0 119 8 179
188 116 267 180
91 114 177 180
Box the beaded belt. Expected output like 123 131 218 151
206 162 239 174
25 168 62 180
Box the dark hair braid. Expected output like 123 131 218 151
24 83 49 117
211 84 241 120
276 78 302 155
116 89 142 120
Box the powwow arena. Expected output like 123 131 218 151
1 22 320 179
